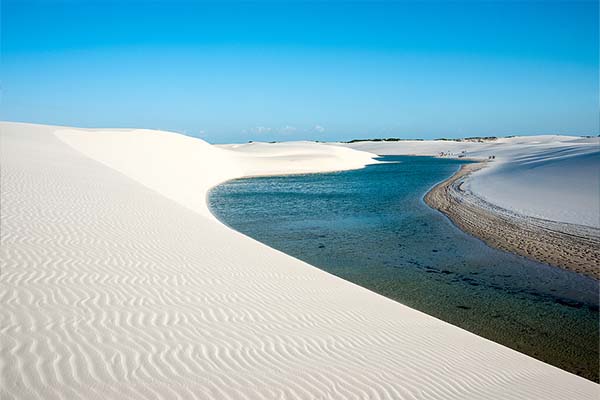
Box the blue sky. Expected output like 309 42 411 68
2 0 598 143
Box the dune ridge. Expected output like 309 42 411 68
1 122 598 399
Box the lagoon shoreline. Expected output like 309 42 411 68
424 161 600 280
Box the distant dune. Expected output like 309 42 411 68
342 135 599 228
1 122 597 399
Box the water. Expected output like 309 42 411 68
209 155 599 382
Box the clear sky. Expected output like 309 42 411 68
2 0 598 143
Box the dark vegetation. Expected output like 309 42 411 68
344 136 498 143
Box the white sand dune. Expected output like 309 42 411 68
467 145 599 228
343 135 600 227
1 122 598 399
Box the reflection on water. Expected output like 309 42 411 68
209 155 599 382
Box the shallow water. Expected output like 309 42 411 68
209 155 599 381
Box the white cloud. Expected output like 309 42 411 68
248 126 272 134
245 125 300 136
314 125 325 132
281 125 297 134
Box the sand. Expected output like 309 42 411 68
1 122 598 399
424 162 600 279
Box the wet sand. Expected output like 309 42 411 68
424 162 600 280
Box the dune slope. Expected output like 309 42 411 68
1 122 598 399
467 147 600 228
